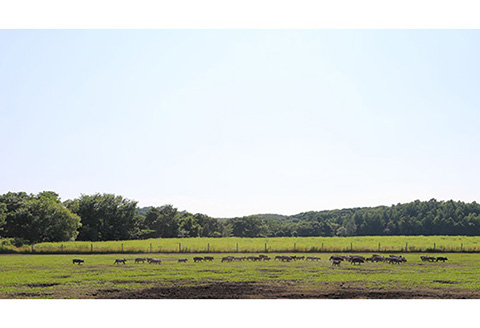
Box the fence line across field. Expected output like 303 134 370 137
15 242 480 254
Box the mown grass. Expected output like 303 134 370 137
8 236 480 254
1 252 480 298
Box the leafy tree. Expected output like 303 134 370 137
343 217 357 236
0 191 80 243
0 192 30 209
143 205 179 238
24 197 81 243
229 216 268 237
69 193 138 241
336 226 348 236
38 191 62 203
178 215 201 237
194 213 225 237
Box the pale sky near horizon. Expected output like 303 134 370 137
1 30 480 217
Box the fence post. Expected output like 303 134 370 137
179 243 181 253
350 243 353 251
91 244 93 252
61 244 63 253
321 243 324 252
265 243 267 252
378 243 380 252
405 242 408 252
208 243 210 252
294 243 296 252
461 243 463 251
236 243 238 252
121 243 124 252
150 243 152 253
433 243 436 251
31 244 34 253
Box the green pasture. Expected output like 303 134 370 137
1 252 480 298
7 236 480 254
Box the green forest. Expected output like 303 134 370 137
1 191 480 245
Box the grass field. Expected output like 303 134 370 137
7 236 480 254
1 252 480 299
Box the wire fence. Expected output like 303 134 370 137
1 241 478 254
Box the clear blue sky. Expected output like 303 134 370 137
1 30 479 217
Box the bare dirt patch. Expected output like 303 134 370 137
110 280 153 285
101 281 280 299
26 283 61 288
100 288 121 294
433 280 460 284
96 281 480 299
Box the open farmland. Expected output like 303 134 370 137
8 235 480 254
1 252 480 299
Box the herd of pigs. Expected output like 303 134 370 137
71 254 448 266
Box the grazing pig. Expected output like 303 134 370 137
193 257 204 262
306 256 321 261
436 256 448 262
347 255 365 262
204 256 214 262
114 258 127 265
135 258 147 263
329 255 344 262
372 255 386 262
178 258 188 263
388 258 402 264
421 256 436 262
421 256 431 262
247 256 261 261
351 257 365 265
72 259 84 265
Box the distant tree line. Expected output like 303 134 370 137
1 192 480 244
284 199 480 237
0 191 229 245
